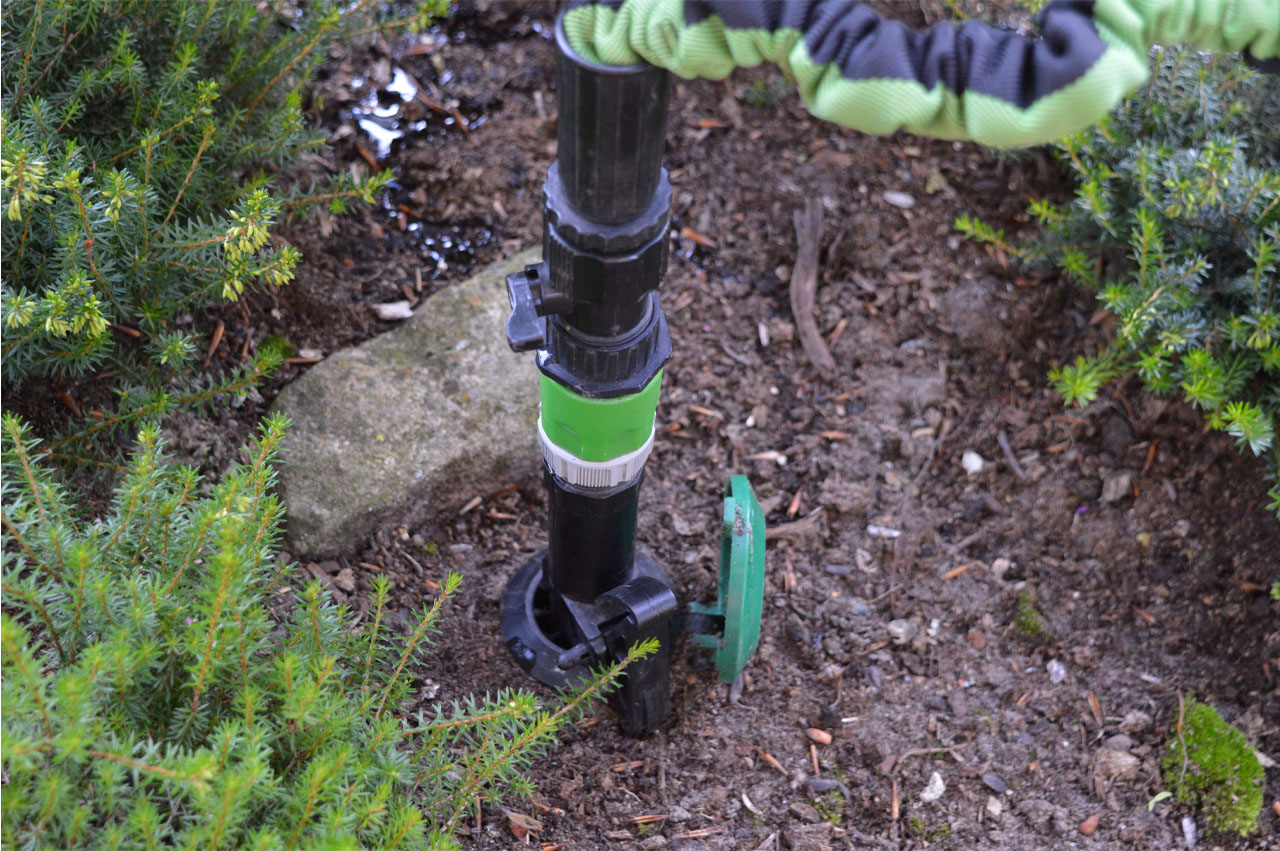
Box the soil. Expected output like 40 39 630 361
22 2 1280 848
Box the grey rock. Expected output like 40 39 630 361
981 773 1006 794
789 802 822 824
1017 798 1071 834
887 618 919 645
1095 747 1141 782
784 823 837 851
1120 710 1153 733
1101 469 1133 504
1103 733 1133 752
273 248 542 556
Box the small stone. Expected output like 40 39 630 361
1120 710 1153 733
789 802 822 823
986 796 1004 817
333 567 356 593
1181 815 1197 847
919 771 946 803
989 557 1014 582
670 513 695 536
1047 659 1067 684
1078 814 1100 836
887 619 918 645
1017 799 1071 834
1095 747 1140 782
1101 469 1133 503
372 300 414 320
981 773 1006 794
667 806 691 824
961 450 986 475
640 837 668 850
1103 734 1133 752
883 190 916 209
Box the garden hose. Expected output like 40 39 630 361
562 0 1280 147
501 0 1279 736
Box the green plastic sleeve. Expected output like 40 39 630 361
539 372 663 462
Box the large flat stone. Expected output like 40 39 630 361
273 248 541 557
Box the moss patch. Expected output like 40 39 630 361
1013 589 1045 637
1162 697 1263 836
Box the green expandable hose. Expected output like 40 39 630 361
562 0 1280 148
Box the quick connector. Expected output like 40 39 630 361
501 13 679 736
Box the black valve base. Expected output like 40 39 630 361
501 548 680 735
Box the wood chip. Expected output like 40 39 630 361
1087 692 1104 726
203 320 224 367
766 509 822 541
628 814 668 824
941 564 971 581
758 748 788 776
789 197 836 377
355 142 380 168
54 389 81 416
672 827 725 839
679 226 716 248
611 760 646 772
826 316 849 347
507 811 543 833
805 727 832 746
786 487 804 518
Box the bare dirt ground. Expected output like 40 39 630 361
64 2 1277 848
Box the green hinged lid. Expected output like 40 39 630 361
688 475 765 683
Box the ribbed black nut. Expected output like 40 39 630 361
539 302 672 398
543 217 668 338
544 163 672 254
554 15 669 224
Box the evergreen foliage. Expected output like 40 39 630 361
958 49 1280 512
1 414 655 848
0 0 428 444
1162 697 1264 836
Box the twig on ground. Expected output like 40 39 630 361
790 197 836 377
1176 693 1189 786
997 429 1028 480
880 743 970 776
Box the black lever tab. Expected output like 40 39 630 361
505 263 551 352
